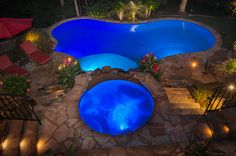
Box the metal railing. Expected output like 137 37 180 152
0 93 41 124
204 85 236 115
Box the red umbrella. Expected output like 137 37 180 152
0 18 32 39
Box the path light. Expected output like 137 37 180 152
68 57 72 62
36 138 45 153
228 84 235 91
1 139 9 150
0 80 3 86
222 125 230 134
191 61 198 68
20 138 27 150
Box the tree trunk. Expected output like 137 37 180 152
179 0 188 13
74 0 80 16
59 0 64 6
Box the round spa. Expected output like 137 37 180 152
78 80 154 136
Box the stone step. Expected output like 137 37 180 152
178 108 205 115
20 121 38 156
1 120 24 156
170 102 201 110
0 121 8 145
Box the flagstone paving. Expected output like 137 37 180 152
33 70 209 153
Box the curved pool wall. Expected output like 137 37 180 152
78 80 155 136
51 18 219 71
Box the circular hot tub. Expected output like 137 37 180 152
78 80 154 136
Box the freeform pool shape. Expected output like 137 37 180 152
52 19 216 71
78 80 154 135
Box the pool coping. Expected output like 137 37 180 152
48 16 222 58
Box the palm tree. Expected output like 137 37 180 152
115 2 127 21
143 0 160 19
128 1 143 21
179 0 188 13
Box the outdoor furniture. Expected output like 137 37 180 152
0 55 29 76
19 41 52 65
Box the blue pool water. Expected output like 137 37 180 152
78 80 154 135
52 19 216 71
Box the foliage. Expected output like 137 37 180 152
42 149 54 156
185 141 225 156
88 11 105 18
142 0 160 18
192 86 213 108
233 41 236 52
2 75 30 95
140 52 161 81
230 0 236 14
115 2 127 20
23 29 54 54
57 57 81 90
222 58 236 75
127 1 144 21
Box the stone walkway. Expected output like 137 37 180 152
34 70 209 154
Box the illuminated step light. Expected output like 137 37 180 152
222 125 230 134
37 139 45 153
20 139 27 150
1 139 9 150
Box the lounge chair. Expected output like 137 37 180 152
19 41 52 65
0 55 29 76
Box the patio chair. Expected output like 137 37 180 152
19 41 52 65
0 55 29 76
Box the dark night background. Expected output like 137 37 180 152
0 0 234 27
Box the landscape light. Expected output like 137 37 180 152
191 61 198 68
228 84 235 91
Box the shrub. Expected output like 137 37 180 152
223 58 236 75
57 57 81 90
2 75 30 95
140 52 161 80
24 29 54 54
192 86 213 108
142 0 160 19
230 0 236 14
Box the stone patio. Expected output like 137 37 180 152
32 68 209 154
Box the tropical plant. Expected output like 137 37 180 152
185 141 225 156
88 11 105 18
140 52 161 80
230 0 236 14
115 2 127 21
127 1 144 21
192 86 213 108
57 57 81 90
143 0 160 18
2 75 30 95
222 58 236 75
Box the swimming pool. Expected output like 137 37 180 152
78 80 154 135
51 18 216 71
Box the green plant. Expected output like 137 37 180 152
115 2 127 20
185 141 225 156
230 0 236 14
2 75 30 95
192 86 213 108
65 144 77 156
24 29 54 54
143 0 160 18
42 149 54 156
140 52 161 81
127 1 144 21
88 11 105 18
57 57 81 90
222 58 236 75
